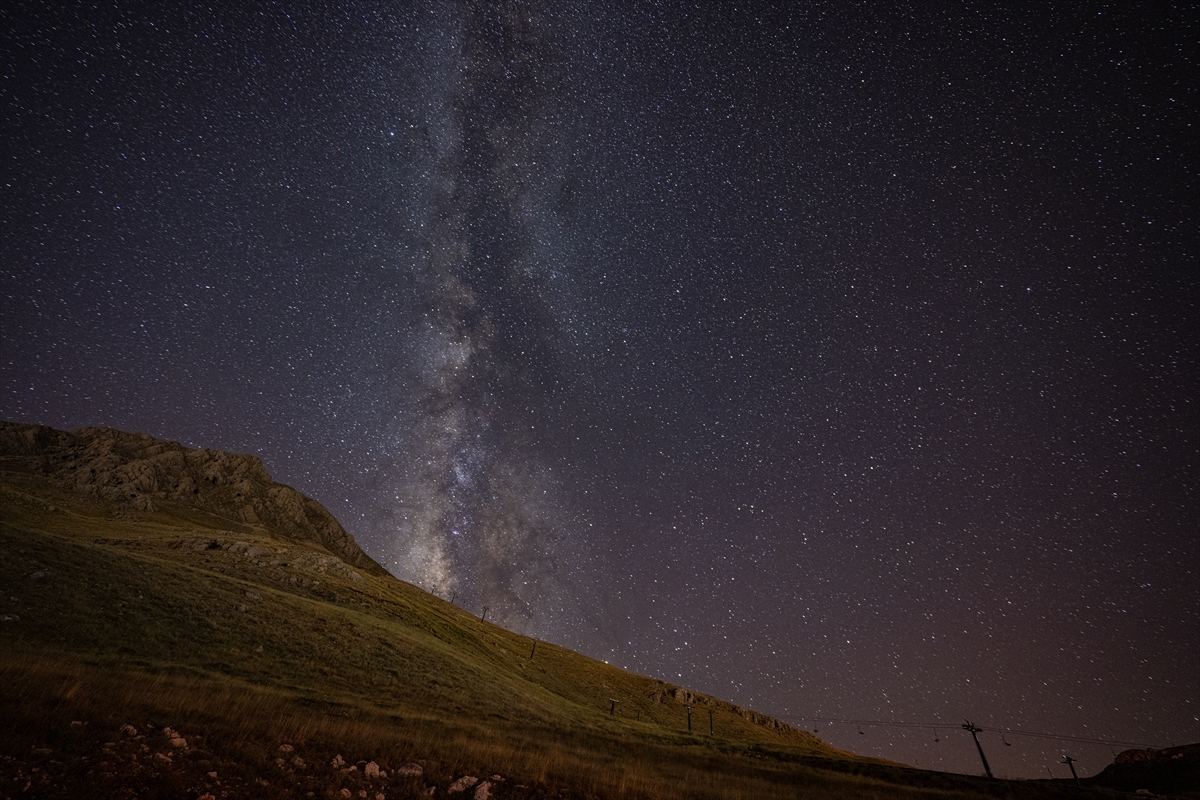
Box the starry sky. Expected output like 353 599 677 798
3 1 1197 779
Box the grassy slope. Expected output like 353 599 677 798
0 465 1112 799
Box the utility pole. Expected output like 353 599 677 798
529 639 537 660
449 592 456 606
685 705 693 732
962 721 994 779
1061 755 1081 788
480 606 489 623
709 709 714 735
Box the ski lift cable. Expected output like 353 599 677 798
777 716 1165 749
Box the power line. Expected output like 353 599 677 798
779 716 1165 750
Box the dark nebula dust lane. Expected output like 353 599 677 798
383 3 582 622
2 1 1196 779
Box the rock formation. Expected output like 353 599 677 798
0 421 387 577
1090 743 1199 797
645 681 818 741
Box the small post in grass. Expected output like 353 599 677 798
686 705 693 732
449 592 456 606
529 639 538 660
709 709 714 735
480 606 489 623
609 698 618 716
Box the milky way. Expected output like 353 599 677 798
2 1 1196 778
383 3 580 623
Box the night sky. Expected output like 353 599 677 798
3 2 1196 779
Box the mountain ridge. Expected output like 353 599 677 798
0 420 387 577
0 421 827 752
1 420 1118 797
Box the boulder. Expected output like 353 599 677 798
448 775 479 793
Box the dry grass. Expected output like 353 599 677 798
5 651 1033 799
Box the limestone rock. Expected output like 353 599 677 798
290 549 365 583
0 421 386 577
1117 749 1165 764
448 775 479 793
670 687 695 704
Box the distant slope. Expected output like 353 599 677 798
0 421 1111 798
1086 744 1200 798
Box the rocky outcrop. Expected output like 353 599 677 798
1090 743 1199 797
1115 749 1169 765
646 680 817 742
0 421 387 577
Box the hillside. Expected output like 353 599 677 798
0 422 385 577
0 422 1118 798
1085 744 1200 798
